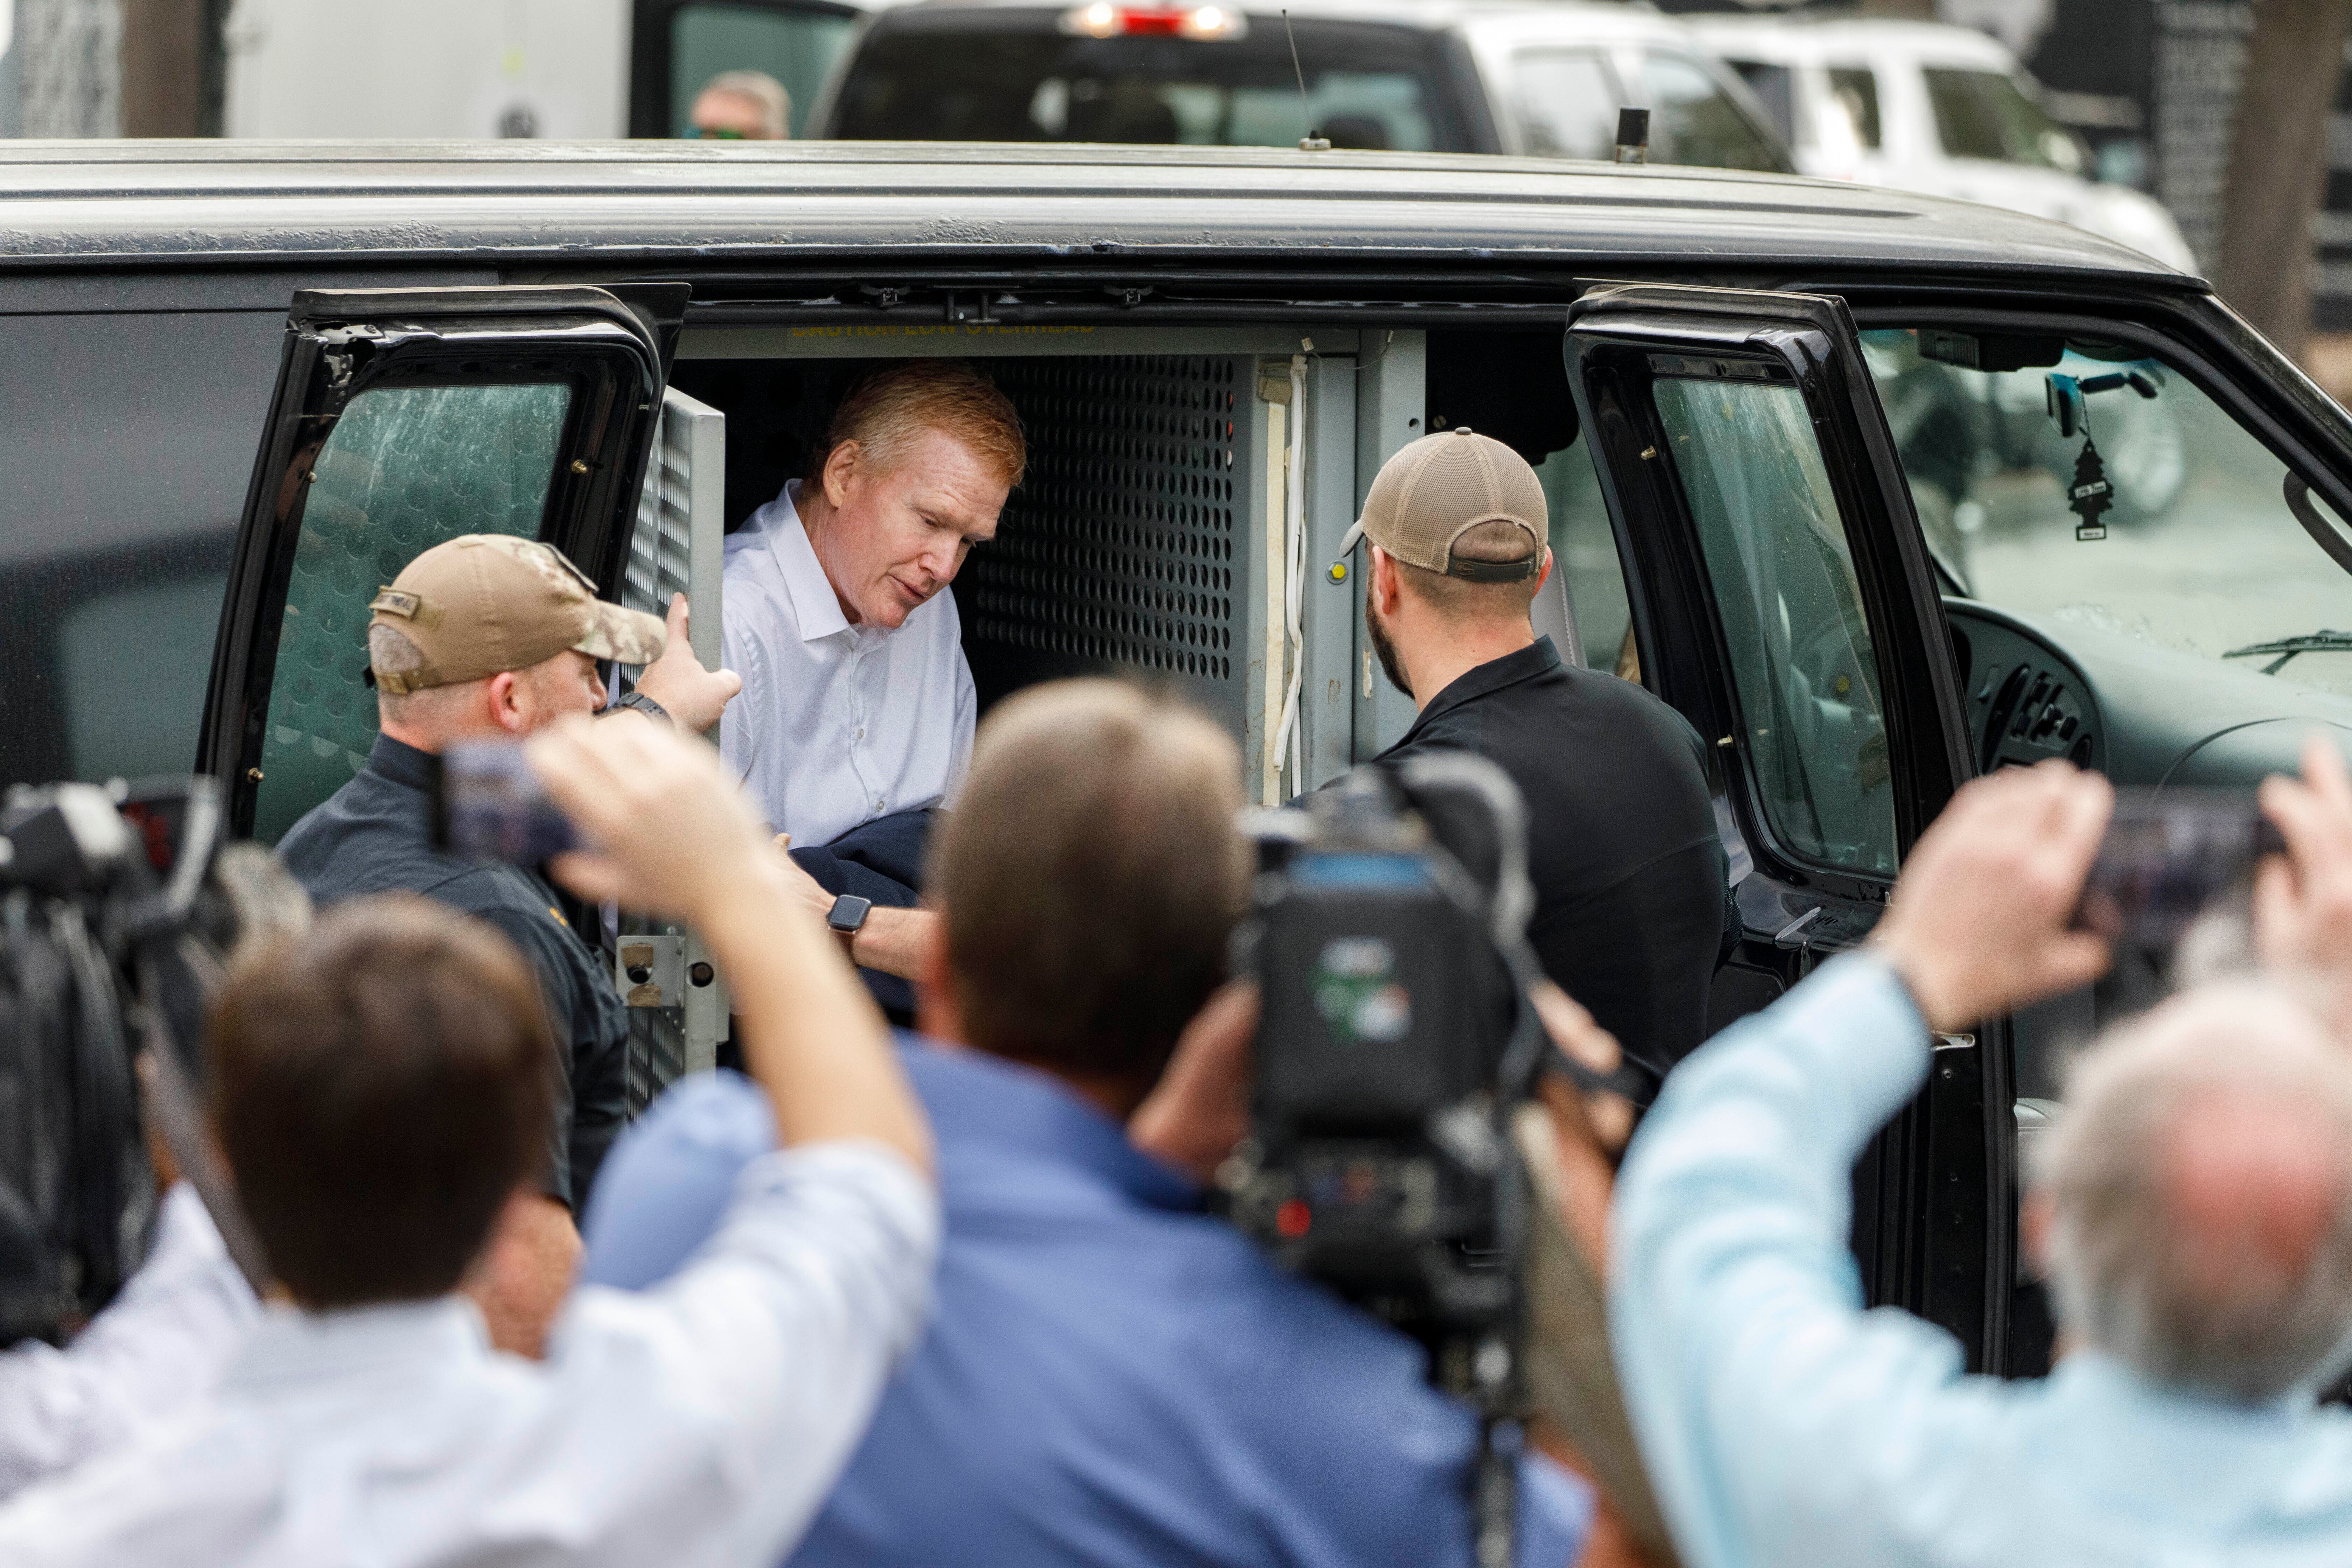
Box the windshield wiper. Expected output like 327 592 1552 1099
2223 630 2352 675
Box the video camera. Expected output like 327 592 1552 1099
1220 754 1574 1568
0 777 266 1346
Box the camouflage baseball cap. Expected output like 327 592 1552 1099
1335 426 1546 582
366 535 665 695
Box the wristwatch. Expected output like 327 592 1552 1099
612 690 670 725
827 894 873 950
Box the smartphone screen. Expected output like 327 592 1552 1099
431 741 579 864
2076 791 2283 950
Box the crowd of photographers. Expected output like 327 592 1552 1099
9 409 2352 1565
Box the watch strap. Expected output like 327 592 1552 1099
613 691 671 725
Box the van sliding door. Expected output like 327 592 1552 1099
1562 283 2008 1371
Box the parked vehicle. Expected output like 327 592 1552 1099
811 0 1792 170
1684 13 2196 271
3 136 2341 1380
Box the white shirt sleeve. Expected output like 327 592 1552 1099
0 1185 258 1503
552 1139 941 1564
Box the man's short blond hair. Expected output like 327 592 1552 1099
810 360 1027 491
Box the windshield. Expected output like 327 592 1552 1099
1862 328 2352 699
828 12 1465 150
1923 67 2085 174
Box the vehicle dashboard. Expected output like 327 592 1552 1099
1944 597 2352 788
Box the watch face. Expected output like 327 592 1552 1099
828 895 873 933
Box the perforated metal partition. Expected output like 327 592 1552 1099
962 355 1253 732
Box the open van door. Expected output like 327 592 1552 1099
1562 284 2012 1370
198 284 729 1094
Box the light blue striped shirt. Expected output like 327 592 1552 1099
1612 953 2352 1568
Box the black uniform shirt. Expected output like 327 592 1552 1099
276 732 630 1212
1373 639 1730 1099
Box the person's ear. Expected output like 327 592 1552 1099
1368 545 1401 616
1535 546 1555 592
914 910 967 1046
822 440 861 511
485 670 528 736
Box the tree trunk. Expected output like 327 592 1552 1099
2213 0 2352 363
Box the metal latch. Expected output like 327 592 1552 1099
1932 1032 1977 1053
618 935 685 1008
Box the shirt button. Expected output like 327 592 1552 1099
872 796 884 812
855 727 865 741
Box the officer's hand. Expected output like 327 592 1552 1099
1128 982 1258 1183
1872 761 2112 1032
530 714 779 922
631 594 742 734
2256 735 2352 1033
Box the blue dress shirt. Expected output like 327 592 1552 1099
1611 953 2352 1568
582 1040 1593 1568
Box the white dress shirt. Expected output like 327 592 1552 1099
0 1142 939 1568
0 1184 257 1503
721 482 976 847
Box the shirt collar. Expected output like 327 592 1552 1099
365 730 439 793
897 1035 1201 1213
1401 638 1562 741
768 481 854 644
225 1295 489 1394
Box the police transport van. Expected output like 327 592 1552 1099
4 135 2347 1382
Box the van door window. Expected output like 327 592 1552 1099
1653 374 1898 874
1511 50 1622 161
1862 329 2352 703
0 310 286 791
1634 50 1786 173
251 381 570 842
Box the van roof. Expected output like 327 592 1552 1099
0 140 2193 285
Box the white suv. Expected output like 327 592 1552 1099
1685 13 2195 270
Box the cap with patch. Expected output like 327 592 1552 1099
366 535 665 695
1334 427 1546 582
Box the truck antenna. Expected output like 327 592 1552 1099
1283 12 1329 151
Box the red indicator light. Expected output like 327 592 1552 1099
1275 1199 1312 1238
1061 4 1246 39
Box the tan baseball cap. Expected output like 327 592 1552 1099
366 535 665 695
1335 427 1547 582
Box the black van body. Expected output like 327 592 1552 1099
7 139 2348 1380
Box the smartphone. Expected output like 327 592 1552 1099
2075 790 2283 950
431 740 580 864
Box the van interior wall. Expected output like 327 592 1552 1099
668 353 1246 729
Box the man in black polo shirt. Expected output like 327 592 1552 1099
1338 427 1730 1101
277 534 740 1353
